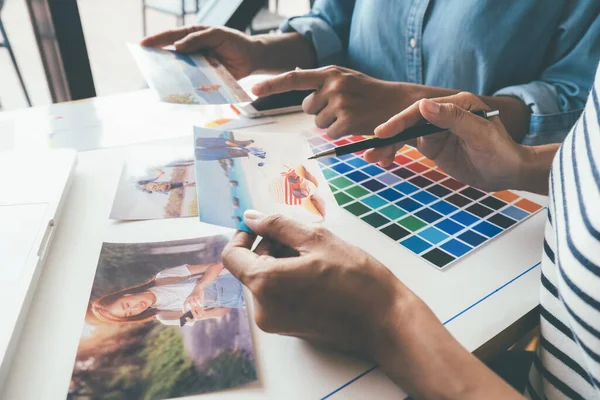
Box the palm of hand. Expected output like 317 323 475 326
418 127 521 192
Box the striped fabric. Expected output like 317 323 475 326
526 64 600 399
283 170 303 206
269 174 303 206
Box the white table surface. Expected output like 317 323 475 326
0 89 546 399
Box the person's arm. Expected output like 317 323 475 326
390 2 600 144
277 0 356 68
359 82 531 143
252 68 531 141
222 213 524 399
183 307 232 324
155 310 183 326
492 1 600 145
368 93 558 194
517 144 561 195
151 167 165 176
375 293 524 400
186 263 223 286
252 33 317 74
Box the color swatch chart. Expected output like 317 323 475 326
303 130 544 269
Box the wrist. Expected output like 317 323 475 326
248 35 270 73
389 82 424 110
369 282 422 363
250 33 317 74
515 144 559 195
368 286 482 399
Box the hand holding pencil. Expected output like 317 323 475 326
363 95 524 192
309 108 499 161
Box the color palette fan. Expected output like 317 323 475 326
303 130 544 270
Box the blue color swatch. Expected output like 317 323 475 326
306 130 543 269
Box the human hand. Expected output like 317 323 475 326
141 26 261 80
252 66 418 138
183 288 205 318
222 211 417 357
366 93 529 192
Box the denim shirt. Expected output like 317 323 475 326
281 0 600 145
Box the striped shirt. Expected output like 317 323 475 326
526 64 600 399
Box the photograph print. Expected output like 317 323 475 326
110 145 198 220
128 44 252 105
193 127 330 232
68 235 257 400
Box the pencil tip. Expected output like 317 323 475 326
307 155 316 160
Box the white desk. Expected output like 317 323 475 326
0 90 545 399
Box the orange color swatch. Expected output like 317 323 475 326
420 158 437 168
493 190 519 203
515 198 543 213
404 148 424 160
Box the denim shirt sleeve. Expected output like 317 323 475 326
493 0 600 145
279 0 356 67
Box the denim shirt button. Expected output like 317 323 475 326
409 37 417 48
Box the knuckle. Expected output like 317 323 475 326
450 105 466 122
285 71 299 85
456 91 476 101
336 109 351 122
330 76 349 92
332 95 349 110
327 122 347 139
264 213 285 229
203 27 216 35
185 26 202 35
455 91 488 111
221 246 237 267
309 225 330 244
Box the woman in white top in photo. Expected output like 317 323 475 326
92 263 244 326
222 63 600 398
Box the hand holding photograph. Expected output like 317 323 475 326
68 236 257 399
193 127 331 232
128 43 252 105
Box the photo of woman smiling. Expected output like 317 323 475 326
68 236 256 398
92 262 245 326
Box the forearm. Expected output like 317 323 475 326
515 144 560 195
252 33 317 74
373 292 523 400
188 263 223 286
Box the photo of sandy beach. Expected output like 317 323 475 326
110 145 198 220
193 127 329 231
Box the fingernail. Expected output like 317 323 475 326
244 209 263 220
295 66 302 71
422 98 440 115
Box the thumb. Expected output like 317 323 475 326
243 210 317 252
419 98 490 143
